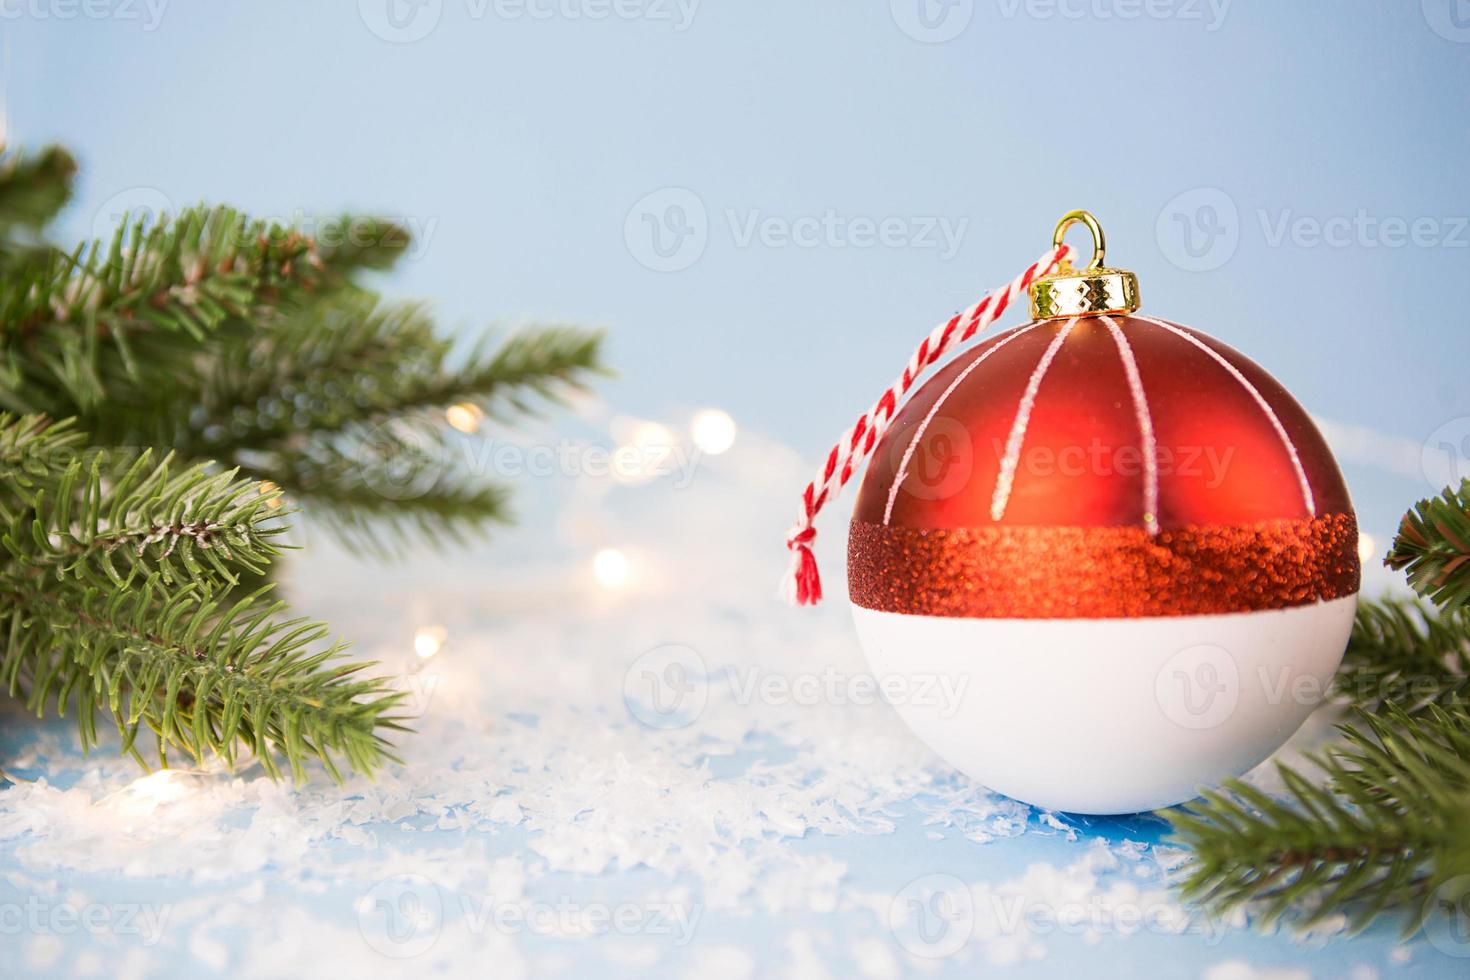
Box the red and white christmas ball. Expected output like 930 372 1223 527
847 309 1360 814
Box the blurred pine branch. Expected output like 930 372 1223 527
0 146 605 779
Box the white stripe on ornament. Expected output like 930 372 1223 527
1099 315 1160 535
989 319 1077 523
1135 315 1316 516
882 323 1043 524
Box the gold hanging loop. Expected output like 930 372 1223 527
1030 210 1140 319
1051 209 1107 271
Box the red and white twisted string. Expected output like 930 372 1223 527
781 243 1075 606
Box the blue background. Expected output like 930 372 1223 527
6 2 1470 977
12 0 1470 541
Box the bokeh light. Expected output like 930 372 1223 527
414 625 448 659
445 403 484 434
1357 533 1378 565
690 408 737 456
592 547 630 588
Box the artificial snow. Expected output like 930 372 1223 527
0 423 1427 976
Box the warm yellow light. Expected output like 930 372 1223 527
125 770 188 806
414 625 448 660
629 420 674 452
1358 533 1378 565
690 408 736 455
592 548 630 588
611 419 677 484
446 403 484 434
257 480 285 510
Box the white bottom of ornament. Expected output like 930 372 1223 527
852 595 1357 815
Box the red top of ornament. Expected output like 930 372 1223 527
854 314 1351 529
848 314 1360 619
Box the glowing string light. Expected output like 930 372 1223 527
690 408 736 455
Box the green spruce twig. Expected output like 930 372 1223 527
0 144 604 778
1388 479 1470 610
0 413 407 779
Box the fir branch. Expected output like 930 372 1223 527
8 451 286 591
3 578 408 781
0 146 606 782
1334 598 1470 718
1388 479 1470 609
0 413 404 779
235 441 514 555
79 294 603 550
0 207 412 416
1169 705 1470 934
0 146 77 240
1168 592 1470 933
311 214 413 273
2 206 310 340
184 298 605 458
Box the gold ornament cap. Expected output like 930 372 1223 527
1029 210 1141 320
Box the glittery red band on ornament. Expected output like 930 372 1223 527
847 514 1360 619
